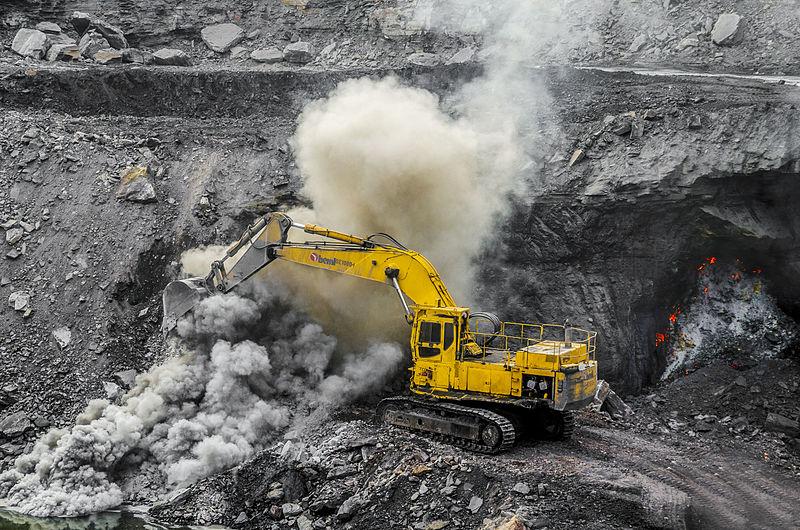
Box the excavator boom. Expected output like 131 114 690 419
162 212 457 332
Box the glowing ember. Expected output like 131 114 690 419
655 332 667 346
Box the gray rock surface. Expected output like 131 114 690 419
201 23 244 53
11 29 49 59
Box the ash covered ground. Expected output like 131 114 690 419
1 1 800 530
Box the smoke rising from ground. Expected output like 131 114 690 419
0 286 403 517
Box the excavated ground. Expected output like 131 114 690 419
0 62 798 529
2 1 800 528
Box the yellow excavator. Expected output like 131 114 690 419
162 212 597 453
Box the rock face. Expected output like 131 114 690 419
283 42 315 64
250 47 284 63
11 29 49 59
152 48 191 66
711 14 744 46
201 23 244 53
116 166 157 202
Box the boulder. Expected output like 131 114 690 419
8 291 29 311
71 11 92 35
765 413 799 437
711 14 744 46
91 18 128 49
46 43 81 62
201 23 244 53
52 327 72 349
152 48 191 66
35 21 62 35
283 41 315 64
601 387 634 420
5 228 23 245
94 48 122 64
0 411 31 438
79 31 110 58
117 165 157 202
467 496 483 513
11 29 49 59
250 47 284 63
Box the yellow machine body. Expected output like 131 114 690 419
163 212 598 418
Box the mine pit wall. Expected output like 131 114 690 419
2 64 799 411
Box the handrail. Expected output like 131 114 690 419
467 321 597 362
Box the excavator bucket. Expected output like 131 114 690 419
161 277 211 333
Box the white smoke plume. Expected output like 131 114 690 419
0 286 403 517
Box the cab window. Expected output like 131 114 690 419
443 322 455 350
418 321 441 357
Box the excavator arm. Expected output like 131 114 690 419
162 212 458 332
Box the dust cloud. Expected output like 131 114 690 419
0 285 403 517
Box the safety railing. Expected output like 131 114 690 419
467 321 596 362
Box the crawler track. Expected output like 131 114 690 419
377 397 517 454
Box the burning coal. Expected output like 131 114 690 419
0 284 403 517
661 258 798 378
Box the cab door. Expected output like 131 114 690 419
414 319 457 390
